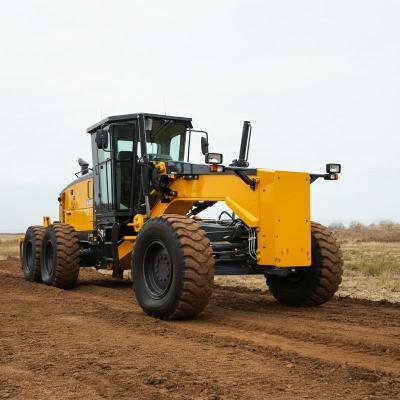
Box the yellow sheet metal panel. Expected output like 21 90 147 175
257 170 311 267
151 170 311 268
64 208 94 231
60 177 94 232
118 239 134 269
151 175 260 226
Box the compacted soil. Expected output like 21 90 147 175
1 258 400 400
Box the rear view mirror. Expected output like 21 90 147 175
201 136 209 155
95 128 109 149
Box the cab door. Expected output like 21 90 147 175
92 126 114 224
91 122 140 226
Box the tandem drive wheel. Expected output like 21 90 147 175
21 225 46 282
266 222 343 306
132 215 215 320
40 224 80 289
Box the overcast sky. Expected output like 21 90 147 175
1 0 399 231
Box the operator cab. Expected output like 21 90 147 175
86 113 201 226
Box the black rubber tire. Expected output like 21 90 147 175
40 224 80 289
266 222 343 306
132 214 215 320
21 225 46 282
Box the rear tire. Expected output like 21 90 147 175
21 226 46 282
266 222 343 306
132 214 215 320
40 224 80 289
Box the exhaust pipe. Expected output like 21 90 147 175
230 121 252 168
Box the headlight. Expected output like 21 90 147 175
326 163 341 173
205 153 223 164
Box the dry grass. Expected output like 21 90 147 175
333 228 400 243
334 228 400 278
340 241 400 276
0 235 20 260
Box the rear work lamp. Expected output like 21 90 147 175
326 163 341 174
205 153 223 165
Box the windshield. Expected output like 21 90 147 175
141 119 187 161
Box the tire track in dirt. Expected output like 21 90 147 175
200 311 400 358
71 280 400 375
1 259 400 400
28 268 400 375
26 267 400 376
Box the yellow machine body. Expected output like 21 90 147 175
19 113 343 322
59 169 311 269
59 177 94 232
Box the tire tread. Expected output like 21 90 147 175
41 224 80 289
134 214 214 320
22 225 46 282
267 221 343 306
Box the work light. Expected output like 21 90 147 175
326 163 341 174
205 153 223 165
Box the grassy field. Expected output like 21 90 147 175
340 241 400 276
0 235 20 260
2 229 399 302
333 229 400 302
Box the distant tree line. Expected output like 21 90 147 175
328 220 400 230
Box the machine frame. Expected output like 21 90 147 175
20 112 343 320
53 113 340 277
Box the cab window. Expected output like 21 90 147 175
141 120 187 161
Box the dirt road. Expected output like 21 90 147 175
1 258 399 400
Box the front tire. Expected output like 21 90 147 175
132 215 215 320
267 222 343 306
21 226 46 282
40 224 80 289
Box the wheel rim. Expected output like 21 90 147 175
143 240 173 299
25 241 33 272
44 241 55 274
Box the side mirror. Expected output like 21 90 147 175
95 128 109 149
78 158 89 175
201 136 209 155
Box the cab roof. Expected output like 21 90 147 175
86 112 193 133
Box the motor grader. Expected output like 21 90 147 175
20 113 343 319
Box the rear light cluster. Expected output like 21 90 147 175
324 163 341 180
209 164 225 173
325 173 339 180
